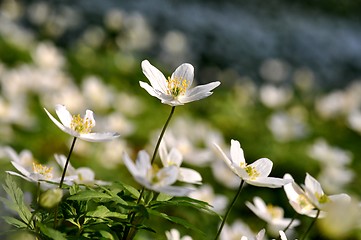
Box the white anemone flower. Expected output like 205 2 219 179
214 139 291 188
159 142 202 184
140 60 220 106
246 196 300 235
54 154 109 186
5 147 73 188
240 229 266 240
283 173 351 218
44 104 120 142
123 150 193 196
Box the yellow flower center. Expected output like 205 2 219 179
33 162 53 180
297 194 315 210
316 193 330 204
167 76 189 97
244 165 260 180
267 204 283 219
70 114 94 134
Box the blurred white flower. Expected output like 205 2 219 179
211 160 242 189
317 165 354 193
220 220 255 240
240 229 265 240
82 76 114 111
44 104 120 142
188 184 228 214
246 196 300 235
308 139 352 166
123 150 193 196
260 58 289 83
32 42 64 69
259 84 292 108
5 147 69 188
267 111 308 142
165 228 192 240
140 60 220 106
54 154 108 186
214 139 291 188
347 109 361 134
159 142 202 184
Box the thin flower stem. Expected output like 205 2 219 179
301 209 320 240
54 137 77 227
214 180 245 240
275 212 299 240
59 137 77 188
123 106 176 240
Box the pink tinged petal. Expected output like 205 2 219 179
78 132 120 142
55 104 73 128
230 139 246 167
84 110 96 128
178 167 202 184
171 63 194 86
249 158 273 177
141 60 168 93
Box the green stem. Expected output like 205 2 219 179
54 137 77 227
214 180 245 240
301 209 320 240
123 106 176 240
59 137 77 188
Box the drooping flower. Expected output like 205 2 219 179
245 196 300 235
139 60 220 106
214 139 291 188
159 142 202 184
123 150 193 196
44 104 120 142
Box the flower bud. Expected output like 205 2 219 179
39 188 63 209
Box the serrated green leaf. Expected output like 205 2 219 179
67 191 112 201
1 175 33 228
97 185 129 206
2 216 29 228
38 223 67 240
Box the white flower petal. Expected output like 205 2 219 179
178 167 202 184
78 132 120 142
44 107 70 133
186 81 221 97
139 81 160 98
248 177 290 188
230 139 246 167
55 104 73 128
171 63 194 86
249 158 273 177
123 152 140 178
304 173 324 196
167 148 183 167
141 60 168 93
84 110 96 128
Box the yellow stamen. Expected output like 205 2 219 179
33 162 53 180
167 76 189 97
244 165 260 180
316 193 330 204
297 194 315 211
267 204 283 219
70 114 94 134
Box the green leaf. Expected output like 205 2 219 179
38 223 67 240
67 191 112 201
2 216 28 228
148 209 205 236
122 184 140 199
86 206 127 220
156 192 173 202
1 174 33 228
